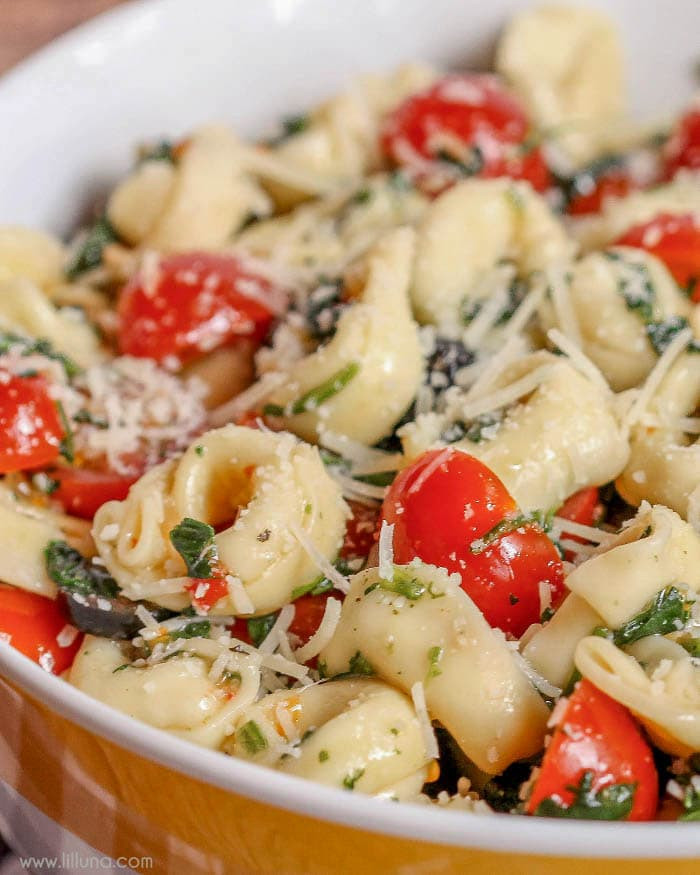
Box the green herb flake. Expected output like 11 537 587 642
318 750 330 763
247 612 278 648
237 720 268 755
112 664 129 673
170 620 211 641
45 540 119 598
72 408 108 428
55 401 75 463
426 645 443 681
534 770 636 820
263 362 360 418
0 332 81 380
342 768 365 791
139 140 175 164
435 146 484 178
471 509 554 554
65 215 119 280
194 445 205 457
645 315 692 356
352 187 372 205
348 650 375 677
377 567 426 601
169 517 218 578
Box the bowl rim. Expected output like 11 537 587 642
2 641 699 859
1 0 700 859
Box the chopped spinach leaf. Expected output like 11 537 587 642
600 586 690 647
72 408 108 428
45 540 119 598
263 362 359 417
169 517 218 578
645 315 692 356
534 770 636 820
139 140 174 163
55 401 74 463
65 215 119 280
435 146 484 178
0 332 80 380
471 509 554 554
237 720 268 754
170 620 211 640
246 613 278 648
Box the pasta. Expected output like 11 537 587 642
401 350 630 512
320 563 549 773
3 4 700 823
258 228 424 445
225 678 432 796
496 5 625 166
411 178 574 327
93 425 348 615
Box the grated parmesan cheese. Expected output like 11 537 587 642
288 521 350 594
378 521 395 581
226 575 255 615
624 327 693 429
546 328 611 395
293 597 342 663
410 680 439 760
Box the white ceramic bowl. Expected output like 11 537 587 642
1 2 700 871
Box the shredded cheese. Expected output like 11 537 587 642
378 521 395 581
259 604 296 653
410 680 439 760
226 575 255 615
625 327 693 429
512 651 562 699
288 521 350 594
407 447 454 496
293 597 342 663
551 517 613 544
546 328 611 395
458 363 554 421
208 371 286 427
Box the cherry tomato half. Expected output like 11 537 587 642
341 500 379 562
186 577 230 613
0 373 64 474
663 107 700 179
380 449 564 637
118 252 286 366
50 467 138 520
380 74 550 193
527 680 658 820
0 583 82 674
615 212 700 296
567 171 635 216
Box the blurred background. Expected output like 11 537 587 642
0 0 125 74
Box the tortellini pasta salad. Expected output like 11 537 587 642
4 3 700 825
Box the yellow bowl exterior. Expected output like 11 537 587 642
1 675 697 874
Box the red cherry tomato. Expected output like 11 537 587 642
341 500 379 561
118 252 285 365
288 592 337 646
0 373 64 474
567 171 634 216
0 583 82 674
556 486 601 560
49 467 138 519
186 577 230 613
663 107 700 179
380 74 550 193
615 213 700 296
380 449 564 637
526 680 658 820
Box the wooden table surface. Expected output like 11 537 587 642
0 0 126 75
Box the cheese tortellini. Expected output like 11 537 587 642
321 563 549 773
617 351 700 522
107 126 271 251
539 248 692 391
226 678 431 797
402 350 629 512
576 635 700 757
411 178 574 327
523 502 700 687
496 5 625 166
0 227 67 289
261 228 424 445
93 425 348 615
70 634 261 749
